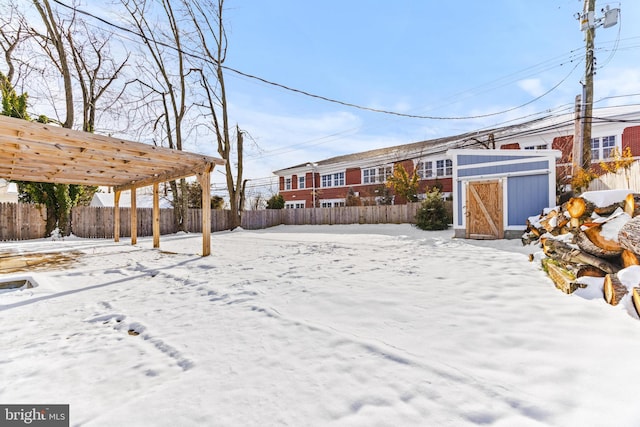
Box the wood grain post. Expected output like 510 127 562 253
198 169 211 256
114 190 121 242
153 183 160 249
130 188 137 245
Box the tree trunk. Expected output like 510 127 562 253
583 223 623 255
542 238 620 274
576 265 607 278
574 228 622 258
603 273 628 306
618 216 640 256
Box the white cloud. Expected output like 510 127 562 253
517 78 546 97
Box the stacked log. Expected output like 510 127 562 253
525 190 640 318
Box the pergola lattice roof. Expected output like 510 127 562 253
0 114 223 191
0 114 224 256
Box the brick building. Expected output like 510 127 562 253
273 105 640 208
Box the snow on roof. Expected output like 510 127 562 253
90 191 173 209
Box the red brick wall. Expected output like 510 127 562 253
346 168 361 185
623 125 640 156
419 178 453 193
500 143 521 150
552 135 573 164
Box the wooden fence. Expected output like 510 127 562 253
240 203 428 229
0 202 47 241
72 207 177 238
588 161 640 192
2 201 452 241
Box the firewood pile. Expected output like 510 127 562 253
524 189 640 319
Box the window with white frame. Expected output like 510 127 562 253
321 172 345 188
415 160 433 179
524 144 548 150
591 135 617 161
285 177 292 190
362 166 392 184
321 200 345 208
436 159 453 177
285 201 305 209
298 176 305 189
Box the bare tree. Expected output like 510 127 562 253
186 0 245 229
0 1 27 84
122 0 191 230
66 21 130 132
32 0 74 129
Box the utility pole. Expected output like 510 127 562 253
581 0 596 171
577 1 620 171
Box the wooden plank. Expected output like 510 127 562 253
130 190 137 245
198 170 211 256
468 182 500 238
114 191 121 242
153 183 160 248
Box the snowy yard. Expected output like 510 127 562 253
1 224 640 427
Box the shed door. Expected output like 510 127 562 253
466 180 504 240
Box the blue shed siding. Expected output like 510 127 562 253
458 160 549 178
507 175 549 226
458 154 534 166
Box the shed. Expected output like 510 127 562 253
447 149 560 239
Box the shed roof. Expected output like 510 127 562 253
0 115 224 191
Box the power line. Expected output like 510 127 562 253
50 0 580 121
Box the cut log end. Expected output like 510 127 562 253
621 249 640 268
624 194 640 218
633 287 640 318
566 197 595 219
603 274 628 306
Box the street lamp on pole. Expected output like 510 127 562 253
306 162 318 208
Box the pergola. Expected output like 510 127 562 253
0 114 225 256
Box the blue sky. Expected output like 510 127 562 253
204 0 640 194
14 0 640 196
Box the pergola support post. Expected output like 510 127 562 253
197 169 212 257
153 183 160 248
114 190 121 242
131 188 137 245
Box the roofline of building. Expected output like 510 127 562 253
272 103 640 176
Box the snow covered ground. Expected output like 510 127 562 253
1 224 640 427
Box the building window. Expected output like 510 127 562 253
286 202 305 209
321 200 345 208
591 135 617 160
298 176 305 189
436 159 452 177
602 135 616 159
285 178 292 190
362 166 392 184
524 144 548 150
321 172 345 188
416 161 433 179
